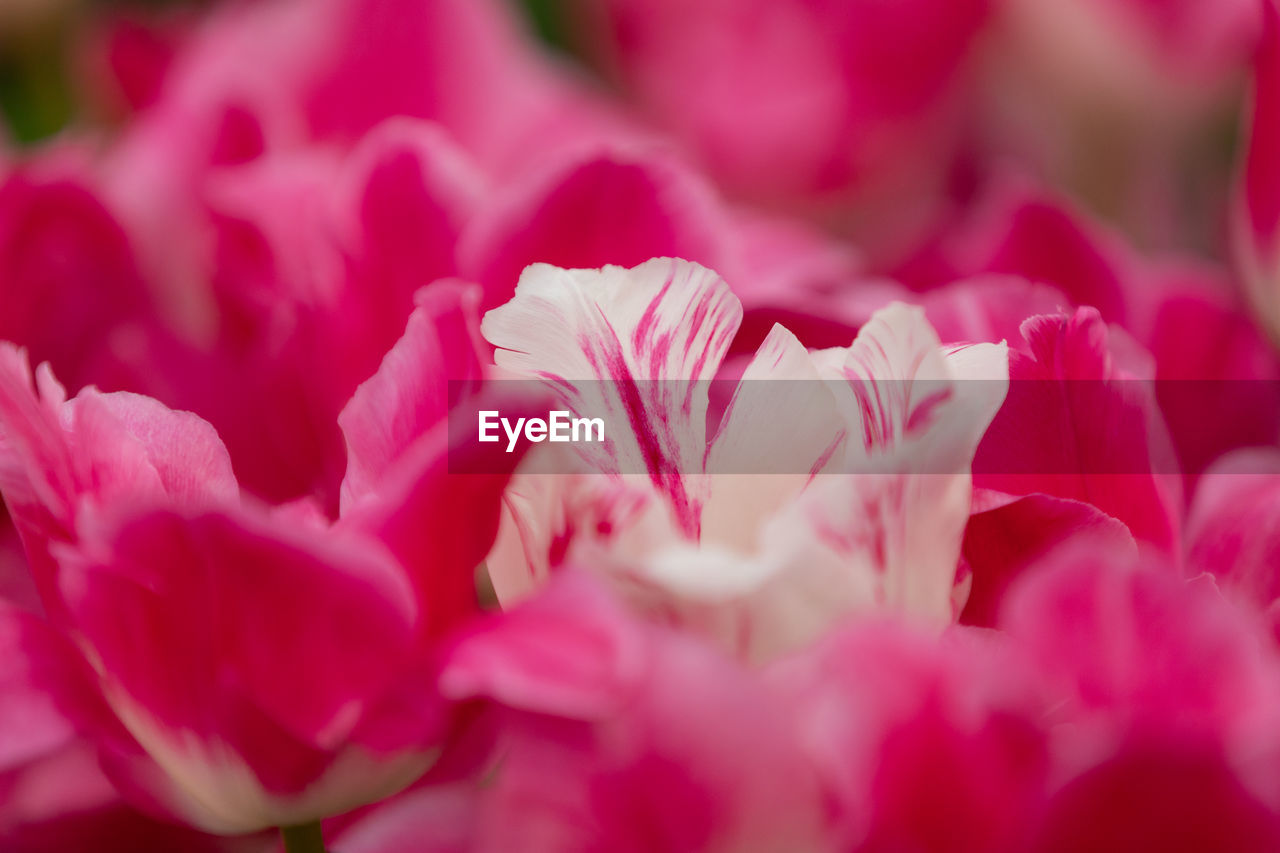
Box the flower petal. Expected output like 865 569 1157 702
338 282 487 512
459 152 732 312
59 506 419 753
482 257 742 537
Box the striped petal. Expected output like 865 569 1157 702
634 305 1007 656
481 257 741 538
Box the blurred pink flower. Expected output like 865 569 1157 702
1001 550 1280 853
1187 448 1280 640
438 572 834 852
928 550 1280 853
769 620 1051 852
0 157 155 395
961 306 1183 625
575 0 990 231
0 284 525 833
906 179 1280 482
344 550 1280 851
0 600 261 852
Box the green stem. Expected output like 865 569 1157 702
280 821 327 853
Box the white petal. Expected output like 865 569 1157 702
482 258 742 537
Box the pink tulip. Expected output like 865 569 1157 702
572 0 990 226
0 158 156 395
786 549 1280 849
961 306 1183 624
908 180 1280 483
438 571 833 852
768 620 1051 852
93 118 485 509
0 343 239 621
0 607 245 852
56 503 448 834
0 284 527 834
1001 550 1280 850
1187 448 1280 639
1003 552 1280 747
119 0 636 182
88 99 849 511
321 548 1280 851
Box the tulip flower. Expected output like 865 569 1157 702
481 257 1006 660
0 284 525 843
438 572 834 852
1187 448 1280 641
570 0 991 239
959 305 1184 625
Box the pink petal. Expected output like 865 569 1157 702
907 181 1133 324
767 620 1049 851
299 0 627 173
0 167 153 392
340 386 543 641
447 572 828 852
0 606 88 774
338 282 487 512
1187 449 1280 633
972 307 1183 557
0 347 77 532
974 193 1130 324
920 274 1071 345
440 572 645 720
332 120 484 378
585 0 986 204
959 492 1136 629
331 784 478 853
337 119 482 290
460 152 732 312
67 390 239 511
1138 263 1280 481
1001 551 1280 741
86 12 189 115
57 506 418 761
0 350 237 619
1031 746 1280 853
